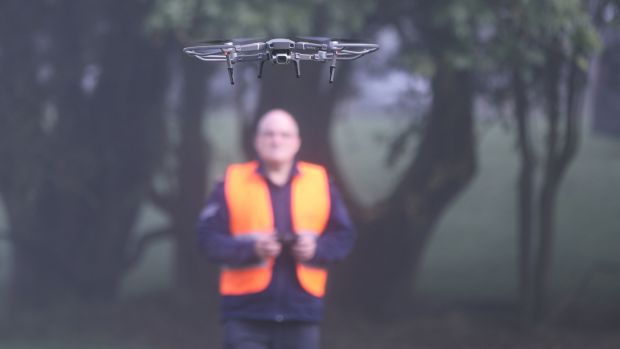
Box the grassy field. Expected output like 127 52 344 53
196 110 620 305
416 120 620 305
3 111 620 304
1 111 619 348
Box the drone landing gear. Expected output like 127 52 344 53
293 60 301 78
258 60 266 78
329 55 337 83
226 54 235 85
227 67 234 85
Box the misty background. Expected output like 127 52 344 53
1 0 620 348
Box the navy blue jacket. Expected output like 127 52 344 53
197 161 355 323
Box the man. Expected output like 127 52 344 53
198 109 356 349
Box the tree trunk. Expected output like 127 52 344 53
333 59 477 317
512 68 536 323
172 56 219 304
592 33 620 137
532 48 584 321
532 47 562 321
2 0 169 311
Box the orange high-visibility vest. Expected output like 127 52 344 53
221 161 331 297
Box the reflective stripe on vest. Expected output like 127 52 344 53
222 161 330 297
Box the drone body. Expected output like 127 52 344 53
183 37 379 85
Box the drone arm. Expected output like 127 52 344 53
235 42 266 52
295 41 325 50
292 53 317 61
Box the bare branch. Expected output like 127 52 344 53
557 57 586 176
124 228 172 271
149 186 175 213
386 118 424 167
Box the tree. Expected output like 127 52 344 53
593 28 620 137
145 0 376 302
331 0 485 316
486 0 604 322
0 0 168 311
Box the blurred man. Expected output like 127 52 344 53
198 109 355 349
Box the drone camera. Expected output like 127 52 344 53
272 51 290 64
276 54 288 64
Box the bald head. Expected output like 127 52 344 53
256 109 299 137
254 109 301 166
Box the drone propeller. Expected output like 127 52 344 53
295 36 331 43
183 40 233 58
296 37 367 45
196 38 265 45
329 38 362 42
196 39 232 44
231 37 267 45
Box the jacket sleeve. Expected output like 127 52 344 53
197 182 262 267
310 179 356 266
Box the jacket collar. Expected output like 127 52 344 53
255 159 300 184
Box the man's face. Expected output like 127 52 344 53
254 110 301 166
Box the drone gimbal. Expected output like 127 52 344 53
183 37 379 85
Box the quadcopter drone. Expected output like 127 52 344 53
183 37 379 85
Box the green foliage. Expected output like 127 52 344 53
490 0 600 74
145 0 376 41
402 51 436 78
326 0 376 36
399 0 499 75
398 0 603 78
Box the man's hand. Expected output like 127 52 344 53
254 234 282 259
292 233 317 262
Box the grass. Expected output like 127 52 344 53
197 110 620 305
1 110 620 348
4 110 620 305
416 123 620 304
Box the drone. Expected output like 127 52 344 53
183 37 379 85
